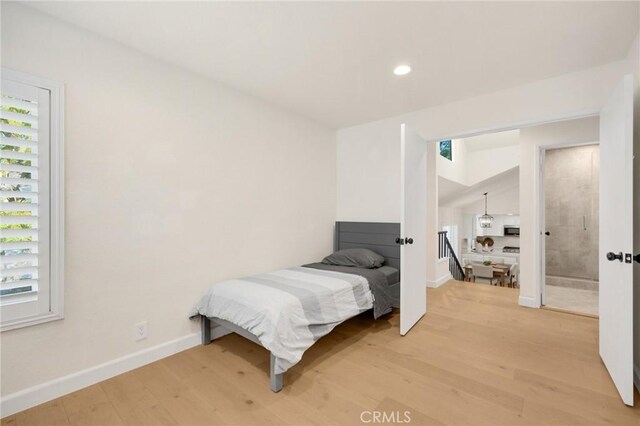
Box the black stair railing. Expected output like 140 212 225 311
437 231 465 281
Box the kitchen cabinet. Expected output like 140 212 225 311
474 214 520 237
503 215 520 226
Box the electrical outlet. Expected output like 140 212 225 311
134 321 148 341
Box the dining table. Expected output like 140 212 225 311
463 262 511 286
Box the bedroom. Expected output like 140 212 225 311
1 1 640 425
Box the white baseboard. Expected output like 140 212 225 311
634 364 640 394
0 330 209 417
518 295 539 308
427 273 452 288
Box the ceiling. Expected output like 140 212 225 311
25 1 639 128
439 167 519 208
460 130 520 152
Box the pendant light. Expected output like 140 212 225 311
479 192 494 228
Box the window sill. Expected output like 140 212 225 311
1 290 38 305
0 312 64 332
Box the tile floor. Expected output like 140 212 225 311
544 284 599 316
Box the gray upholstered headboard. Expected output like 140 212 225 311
333 222 401 270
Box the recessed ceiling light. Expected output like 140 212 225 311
393 64 411 76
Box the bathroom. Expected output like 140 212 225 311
543 144 599 316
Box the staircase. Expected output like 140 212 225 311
437 231 465 281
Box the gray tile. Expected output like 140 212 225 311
545 283 599 316
544 145 600 283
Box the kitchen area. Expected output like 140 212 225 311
460 210 520 286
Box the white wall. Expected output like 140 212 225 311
336 59 632 222
437 138 519 187
435 258 452 288
336 118 401 222
467 144 520 184
426 142 439 285
0 4 336 398
462 185 520 216
436 139 468 186
518 116 600 307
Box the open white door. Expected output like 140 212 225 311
400 124 427 335
599 74 634 406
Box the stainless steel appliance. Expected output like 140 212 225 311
504 226 520 236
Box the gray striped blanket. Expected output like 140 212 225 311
189 266 384 374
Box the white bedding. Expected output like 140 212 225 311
189 266 374 374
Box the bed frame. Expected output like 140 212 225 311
201 316 284 391
200 221 401 392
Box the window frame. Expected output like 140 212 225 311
1 68 64 332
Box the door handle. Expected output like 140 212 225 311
395 237 414 245
606 252 623 262
545 231 550 236
633 254 640 264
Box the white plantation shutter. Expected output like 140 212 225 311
0 72 63 331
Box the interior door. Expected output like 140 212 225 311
400 124 427 335
599 74 634 406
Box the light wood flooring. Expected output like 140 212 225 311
3 280 639 425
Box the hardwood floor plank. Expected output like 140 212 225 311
0 416 16 426
15 400 70 426
161 350 286 425
117 404 178 426
66 403 124 426
99 371 160 418
328 348 527 425
514 368 640 424
374 397 444 426
5 280 640 425
61 385 112 417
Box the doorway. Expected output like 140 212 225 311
419 75 633 405
542 144 600 316
435 129 521 288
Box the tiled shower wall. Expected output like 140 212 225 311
544 145 599 283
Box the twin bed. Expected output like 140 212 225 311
189 222 400 392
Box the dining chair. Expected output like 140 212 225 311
462 258 471 281
510 263 519 288
472 264 495 285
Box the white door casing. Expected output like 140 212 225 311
400 124 428 335
599 74 634 406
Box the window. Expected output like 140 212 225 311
442 224 458 256
1 70 64 331
439 139 453 161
